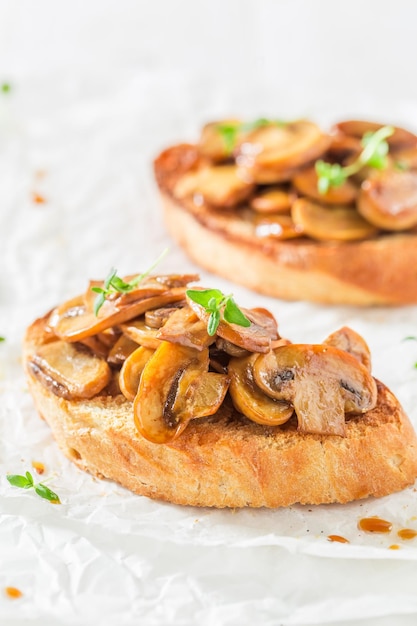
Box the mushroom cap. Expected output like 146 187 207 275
253 343 377 436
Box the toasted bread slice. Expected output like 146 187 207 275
24 314 417 508
154 141 417 306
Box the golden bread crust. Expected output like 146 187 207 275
24 315 417 508
154 144 417 305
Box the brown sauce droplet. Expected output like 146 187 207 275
398 528 417 540
327 534 350 544
358 517 393 533
5 587 22 599
32 461 45 475
32 192 46 204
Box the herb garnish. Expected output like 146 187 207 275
7 471 61 503
1 82 11 94
315 125 395 194
92 248 169 316
216 118 287 154
186 288 251 336
0 336 5 342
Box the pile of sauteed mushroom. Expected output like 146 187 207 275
170 118 417 241
28 273 378 444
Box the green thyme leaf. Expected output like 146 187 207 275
7 471 60 503
186 288 223 309
34 483 60 503
0 336 5 342
1 82 11 94
403 336 417 341
7 474 32 489
223 297 251 327
208 310 221 336
216 123 240 154
394 160 410 172
93 249 169 315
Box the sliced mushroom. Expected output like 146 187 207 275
198 119 242 162
291 198 379 241
119 318 163 350
28 340 111 400
252 344 377 436
186 295 279 353
153 143 203 195
119 346 155 401
392 147 417 171
228 354 293 426
215 336 249 357
134 343 224 443
107 334 139 366
323 326 372 372
326 133 362 163
156 306 213 350
235 120 331 183
173 164 254 209
250 187 296 214
254 213 304 240
333 120 417 152
49 290 186 342
358 169 417 230
169 370 230 424
145 305 183 329
292 165 358 205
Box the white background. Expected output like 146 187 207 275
1 1 417 625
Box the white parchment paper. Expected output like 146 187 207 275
1 24 417 623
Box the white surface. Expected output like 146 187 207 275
1 1 417 624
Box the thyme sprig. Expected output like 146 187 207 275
7 471 60 503
186 288 251 336
216 118 287 154
315 125 395 194
92 248 169 316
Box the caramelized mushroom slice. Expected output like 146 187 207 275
107 334 139 366
393 147 417 171
134 343 220 443
333 120 417 152
169 370 230 424
250 187 296 214
292 165 358 205
291 198 378 241
145 305 182 329
49 290 185 342
254 213 304 240
253 344 377 436
28 340 111 400
215 337 249 357
156 306 213 350
198 119 242 162
323 326 372 372
228 354 293 426
119 346 155 401
235 120 331 183
119 318 163 350
187 296 279 353
358 169 417 230
173 164 254 209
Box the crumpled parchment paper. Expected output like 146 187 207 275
2 66 417 626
